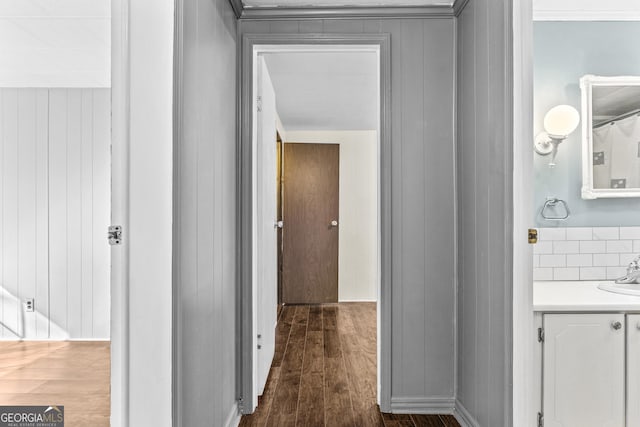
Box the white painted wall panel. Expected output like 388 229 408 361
0 88 110 340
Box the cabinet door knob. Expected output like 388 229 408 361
612 321 622 330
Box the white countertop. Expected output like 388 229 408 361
534 280 640 312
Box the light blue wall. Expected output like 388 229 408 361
534 21 640 227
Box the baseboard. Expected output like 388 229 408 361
337 299 377 303
224 402 241 427
454 399 479 427
389 396 455 414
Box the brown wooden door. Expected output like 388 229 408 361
282 143 339 304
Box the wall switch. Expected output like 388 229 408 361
25 298 34 312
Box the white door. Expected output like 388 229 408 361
543 313 625 427
255 56 278 396
627 314 640 426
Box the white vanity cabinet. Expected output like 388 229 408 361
627 314 640 426
542 313 625 427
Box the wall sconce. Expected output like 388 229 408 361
534 105 580 167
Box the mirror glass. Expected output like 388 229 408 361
582 75 640 199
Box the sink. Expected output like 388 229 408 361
598 282 640 297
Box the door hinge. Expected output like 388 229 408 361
257 96 262 112
108 225 122 245
538 327 545 343
528 228 538 244
538 412 544 427
237 397 245 413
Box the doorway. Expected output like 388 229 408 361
239 34 392 415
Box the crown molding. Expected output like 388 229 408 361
228 1 456 20
229 0 243 18
452 0 470 17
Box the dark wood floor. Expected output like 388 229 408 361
240 303 460 427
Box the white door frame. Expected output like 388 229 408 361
110 0 130 424
512 0 535 425
238 33 391 413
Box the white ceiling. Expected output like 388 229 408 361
244 0 452 7
0 0 110 87
263 51 378 131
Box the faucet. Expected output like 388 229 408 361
615 255 640 284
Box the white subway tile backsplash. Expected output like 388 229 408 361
553 268 580 281
553 241 580 254
620 253 638 266
580 240 606 254
534 268 553 281
539 228 566 241
567 254 592 267
540 254 566 267
580 267 607 280
620 227 640 240
593 227 619 240
606 240 633 253
534 227 640 281
593 253 620 267
607 266 627 280
533 241 553 255
566 227 593 240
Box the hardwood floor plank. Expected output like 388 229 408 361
323 305 356 427
296 330 324 426
265 306 309 427
323 305 341 358
340 305 383 427
307 305 323 332
273 305 296 368
411 414 445 427
438 414 462 427
381 412 415 427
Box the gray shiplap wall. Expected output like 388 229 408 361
174 0 238 425
456 0 513 425
239 18 457 406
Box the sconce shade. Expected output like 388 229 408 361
543 105 580 138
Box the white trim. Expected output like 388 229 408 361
338 299 377 303
513 0 536 426
580 75 640 199
389 396 455 414
110 0 130 425
454 399 480 427
251 42 382 410
224 403 242 427
533 10 640 21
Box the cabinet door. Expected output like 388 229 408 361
543 314 625 427
628 314 640 426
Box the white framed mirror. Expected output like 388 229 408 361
581 75 640 199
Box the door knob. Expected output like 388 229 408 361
330 220 338 227
275 221 283 229
612 321 622 330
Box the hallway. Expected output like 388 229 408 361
239 303 460 427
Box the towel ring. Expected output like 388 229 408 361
541 198 570 221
